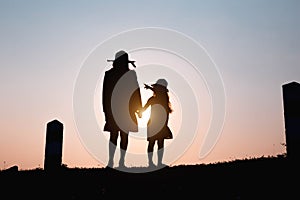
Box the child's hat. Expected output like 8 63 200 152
151 78 169 91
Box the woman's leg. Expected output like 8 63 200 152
107 131 118 168
119 131 129 167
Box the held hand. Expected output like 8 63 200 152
136 110 143 118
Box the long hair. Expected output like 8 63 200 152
155 89 173 114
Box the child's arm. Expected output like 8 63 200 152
144 83 153 91
142 97 154 110
136 97 153 118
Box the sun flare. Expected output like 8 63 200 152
137 107 151 128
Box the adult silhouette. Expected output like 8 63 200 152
102 50 142 168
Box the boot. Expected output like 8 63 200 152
107 142 116 168
157 148 166 167
148 152 155 168
119 148 126 168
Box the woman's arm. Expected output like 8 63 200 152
136 97 154 118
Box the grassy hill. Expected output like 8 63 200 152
0 155 298 199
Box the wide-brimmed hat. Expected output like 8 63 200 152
151 78 169 92
107 50 136 67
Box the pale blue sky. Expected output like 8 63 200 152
0 0 299 169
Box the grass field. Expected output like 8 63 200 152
0 155 298 199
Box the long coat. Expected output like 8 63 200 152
102 67 142 133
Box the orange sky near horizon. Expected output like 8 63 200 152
1 0 299 170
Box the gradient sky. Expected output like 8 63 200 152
0 0 299 170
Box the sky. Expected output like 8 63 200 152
0 0 299 170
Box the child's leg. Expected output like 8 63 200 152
147 140 155 167
157 139 165 166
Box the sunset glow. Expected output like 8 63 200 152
1 0 299 170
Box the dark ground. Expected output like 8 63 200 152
0 155 299 199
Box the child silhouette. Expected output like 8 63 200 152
139 78 173 168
